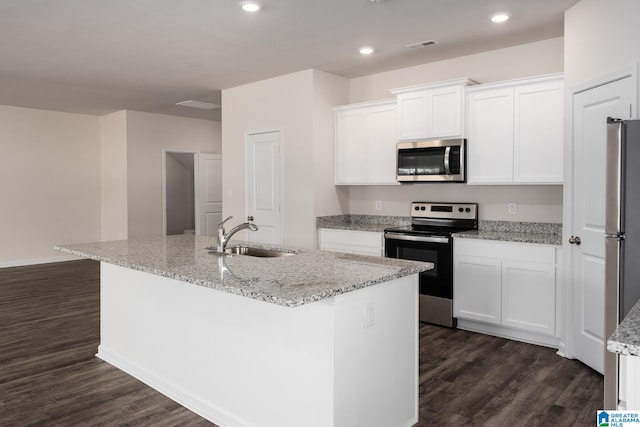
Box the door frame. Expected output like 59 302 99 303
562 64 638 359
162 148 198 237
244 128 284 244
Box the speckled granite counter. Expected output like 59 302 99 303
454 220 562 246
55 234 430 308
608 300 640 356
316 214 409 233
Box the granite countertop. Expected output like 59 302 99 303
608 299 640 357
318 215 563 246
453 220 562 246
316 214 409 233
55 234 430 308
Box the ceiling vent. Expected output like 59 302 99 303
406 40 437 49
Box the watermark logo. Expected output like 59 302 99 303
598 410 640 426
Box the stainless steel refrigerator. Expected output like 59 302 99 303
604 117 640 409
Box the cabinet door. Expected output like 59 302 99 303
501 261 556 335
428 85 463 138
514 80 563 183
366 103 398 184
335 109 366 184
466 88 515 183
397 91 428 141
453 255 502 324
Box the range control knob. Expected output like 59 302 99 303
414 206 420 210
458 208 464 212
466 208 471 212
420 206 426 211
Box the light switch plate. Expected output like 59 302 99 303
508 203 517 215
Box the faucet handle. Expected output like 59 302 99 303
247 216 254 222
218 216 233 230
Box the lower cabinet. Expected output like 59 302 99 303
454 238 558 344
318 228 383 257
619 354 640 410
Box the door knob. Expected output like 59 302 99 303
569 236 582 245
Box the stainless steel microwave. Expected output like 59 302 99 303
396 138 466 183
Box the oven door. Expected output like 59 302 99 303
384 232 452 299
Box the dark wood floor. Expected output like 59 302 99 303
0 260 603 426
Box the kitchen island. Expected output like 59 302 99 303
56 235 429 427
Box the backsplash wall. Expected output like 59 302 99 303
347 184 563 223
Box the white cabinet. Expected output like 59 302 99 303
454 255 502 324
318 228 383 257
454 239 557 341
501 260 556 335
466 73 564 185
619 354 640 410
391 78 476 141
334 99 398 185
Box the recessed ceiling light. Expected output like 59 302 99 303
359 47 374 55
176 100 221 110
239 1 262 12
491 13 510 23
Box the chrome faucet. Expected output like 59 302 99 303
217 216 258 253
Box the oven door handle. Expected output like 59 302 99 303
384 233 450 244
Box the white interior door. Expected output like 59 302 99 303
195 153 222 237
246 131 282 244
571 76 634 373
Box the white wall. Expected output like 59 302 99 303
100 111 128 241
311 70 350 219
350 38 565 103
126 111 221 238
348 38 565 223
349 184 563 222
0 105 101 265
222 70 349 248
565 0 640 90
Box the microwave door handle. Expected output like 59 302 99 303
444 146 451 175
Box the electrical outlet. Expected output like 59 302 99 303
375 200 382 211
508 203 517 215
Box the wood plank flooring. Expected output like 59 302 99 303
1 260 603 426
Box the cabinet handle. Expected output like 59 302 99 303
247 216 254 222
569 236 582 245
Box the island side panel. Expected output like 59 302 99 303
332 274 419 427
98 263 336 427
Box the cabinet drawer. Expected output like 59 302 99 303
454 238 555 264
319 228 382 247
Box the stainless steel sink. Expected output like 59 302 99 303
223 246 295 257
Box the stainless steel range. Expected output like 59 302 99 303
384 202 478 327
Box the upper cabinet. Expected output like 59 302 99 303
334 99 398 185
466 74 564 185
391 78 477 141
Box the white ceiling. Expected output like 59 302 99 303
0 0 579 121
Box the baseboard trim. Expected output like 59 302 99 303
96 346 248 427
457 319 561 349
0 254 85 268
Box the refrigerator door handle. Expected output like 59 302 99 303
606 120 624 235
